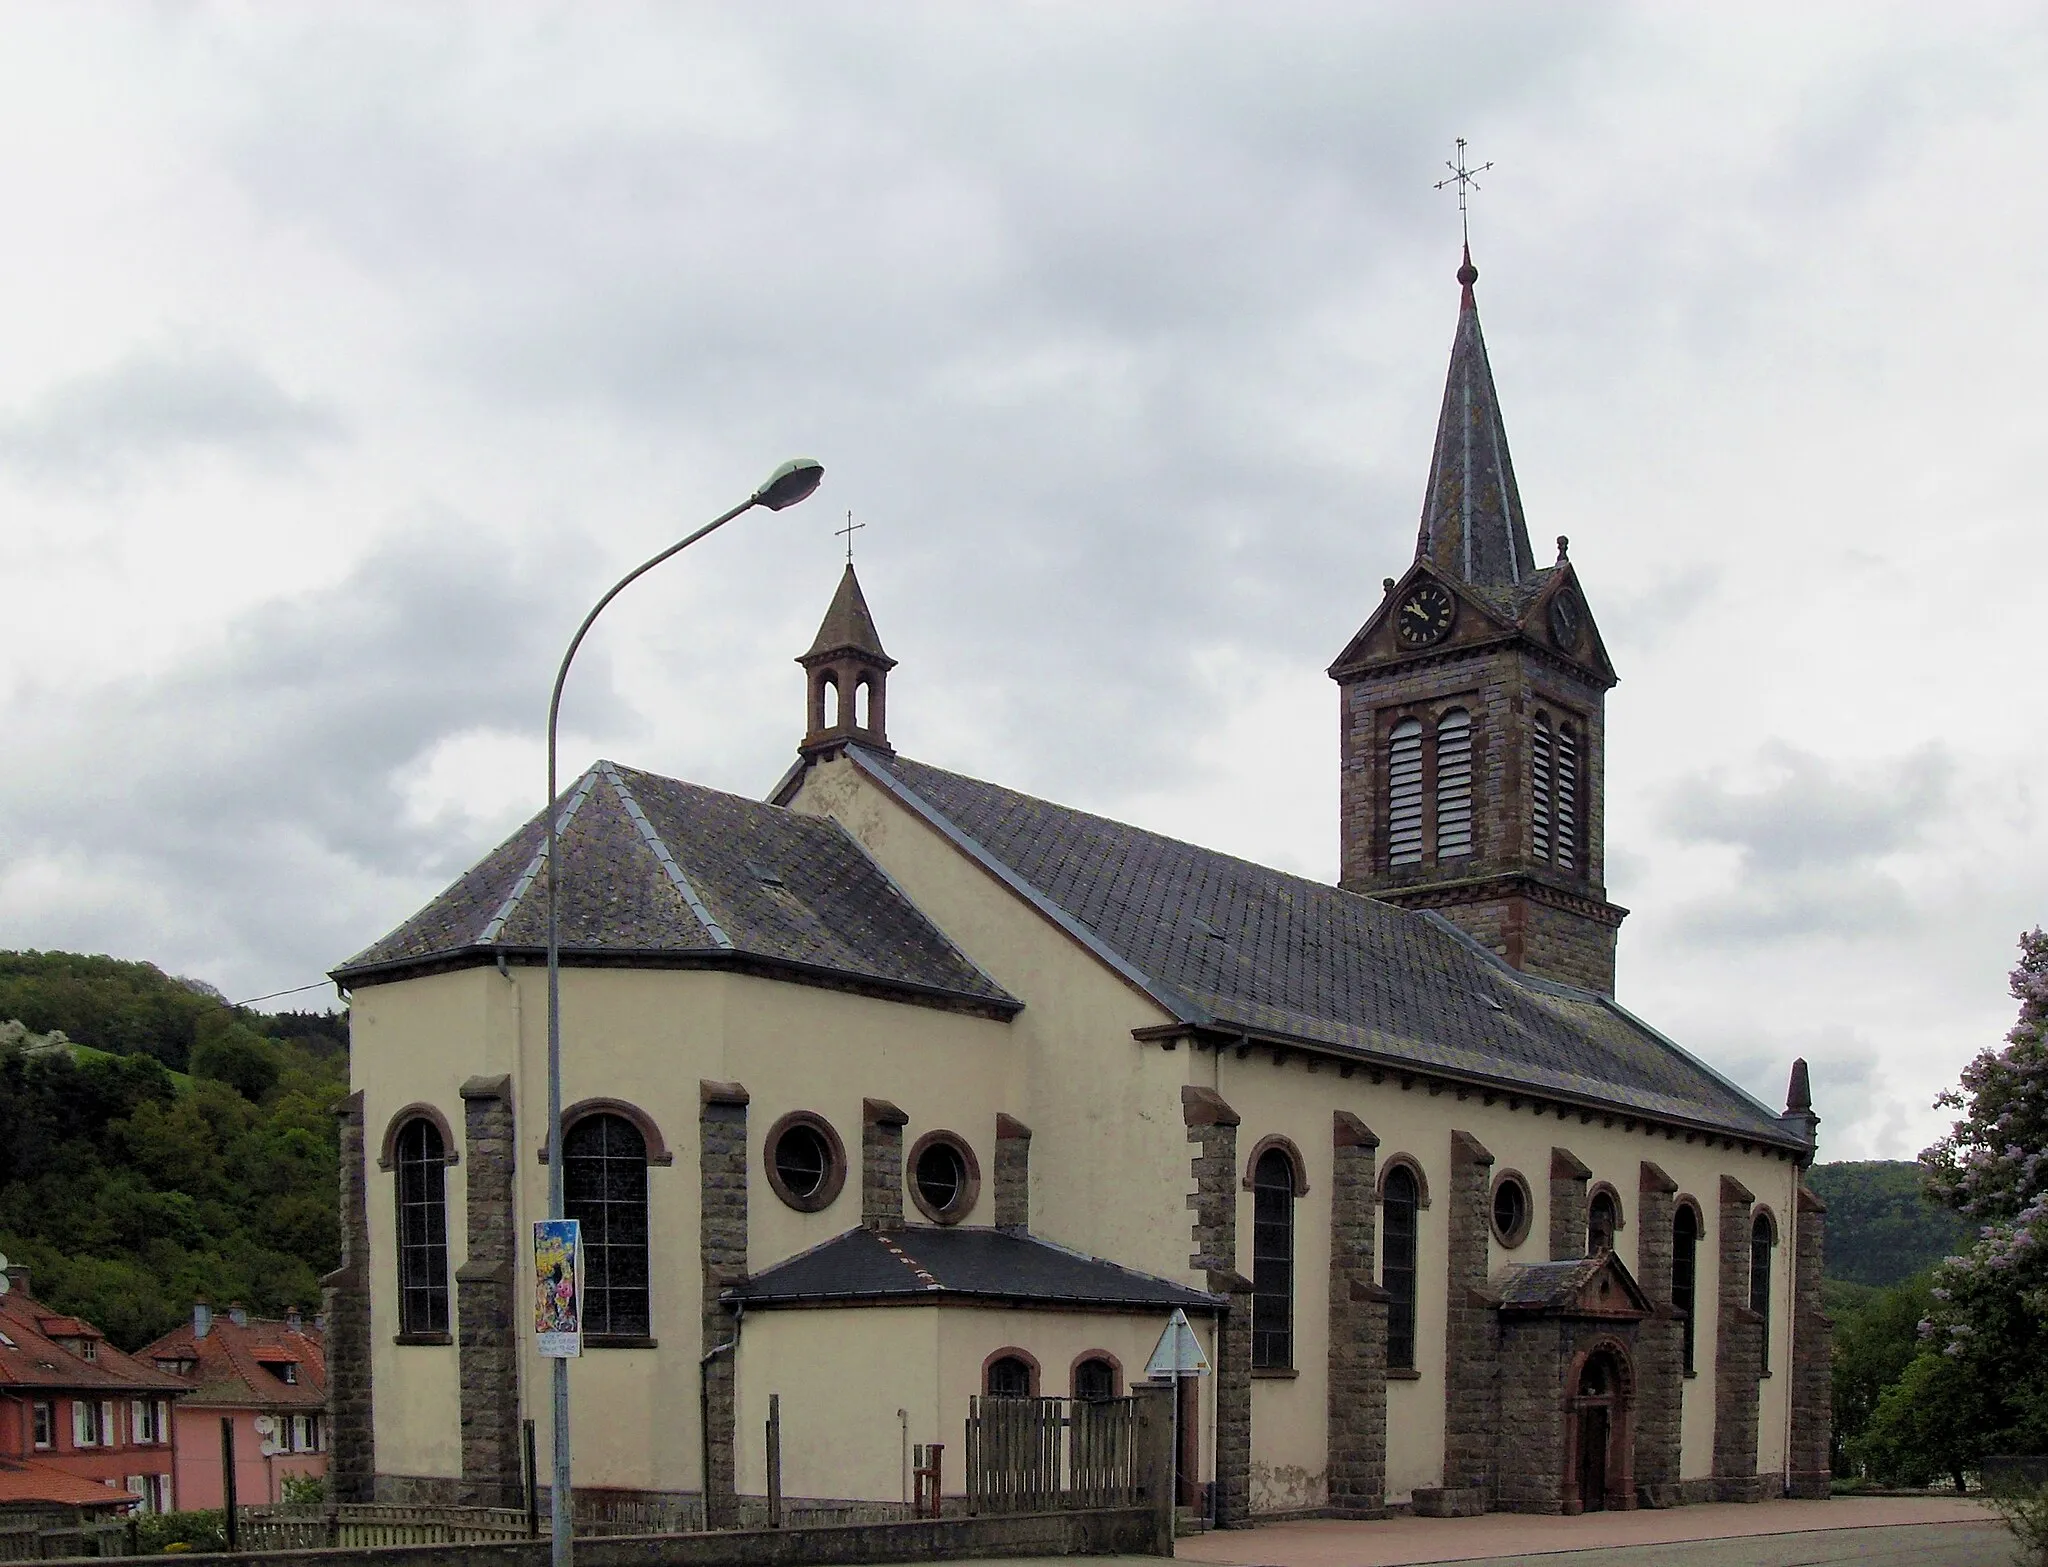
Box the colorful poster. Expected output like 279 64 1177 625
532 1219 583 1358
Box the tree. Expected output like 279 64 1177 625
1831 1271 1934 1475
1908 927 2048 1472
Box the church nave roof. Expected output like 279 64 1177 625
849 746 1798 1149
332 760 1018 1017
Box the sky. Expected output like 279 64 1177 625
2 3 2044 1162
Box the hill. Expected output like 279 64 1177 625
1807 1159 1973 1289
0 951 347 1350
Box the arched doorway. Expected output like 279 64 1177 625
1563 1343 1634 1514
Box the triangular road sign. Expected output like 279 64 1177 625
1145 1308 1211 1378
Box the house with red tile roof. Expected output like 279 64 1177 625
142 1303 327 1509
0 1266 185 1514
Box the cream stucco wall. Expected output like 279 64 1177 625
350 746 1810 1510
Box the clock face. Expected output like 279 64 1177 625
1548 589 1584 651
1395 580 1457 647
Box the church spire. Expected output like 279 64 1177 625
1414 247 1537 588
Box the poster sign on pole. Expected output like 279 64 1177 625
532 1219 583 1358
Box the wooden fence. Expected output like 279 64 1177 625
0 1516 129 1561
964 1396 1139 1515
238 1505 532 1550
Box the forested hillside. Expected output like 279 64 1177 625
1807 1159 1972 1288
0 951 347 1351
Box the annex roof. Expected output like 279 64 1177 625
846 746 1800 1149
0 1289 186 1396
726 1227 1223 1314
140 1315 326 1412
333 762 1017 1018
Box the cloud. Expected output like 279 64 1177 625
0 523 620 995
0 345 341 482
1656 742 1953 942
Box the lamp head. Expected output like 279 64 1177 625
755 458 825 512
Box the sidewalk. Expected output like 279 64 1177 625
1170 1495 1990 1566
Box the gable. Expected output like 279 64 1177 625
1327 560 1615 689
1493 1253 1652 1320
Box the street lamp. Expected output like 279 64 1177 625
541 457 823 1567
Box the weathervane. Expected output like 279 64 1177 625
1434 137 1493 246
835 509 866 564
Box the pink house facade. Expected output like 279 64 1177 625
142 1305 327 1509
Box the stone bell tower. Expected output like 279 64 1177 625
798 563 895 759
1328 248 1627 993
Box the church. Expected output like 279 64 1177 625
323 248 1831 1525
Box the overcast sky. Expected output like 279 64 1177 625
2 3 2043 1161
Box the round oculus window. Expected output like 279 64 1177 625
764 1112 847 1213
908 1132 980 1224
1491 1173 1531 1247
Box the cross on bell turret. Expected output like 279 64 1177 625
798 564 896 758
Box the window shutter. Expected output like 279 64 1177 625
1387 718 1425 866
102 1402 117 1447
1434 708 1474 859
72 1401 92 1447
131 1400 146 1443
159 1401 172 1444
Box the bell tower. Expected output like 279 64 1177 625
798 563 896 759
1329 249 1628 993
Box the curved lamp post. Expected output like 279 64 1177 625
542 457 822 1567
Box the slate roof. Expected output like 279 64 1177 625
1491 1256 1650 1315
333 763 1017 1016
725 1227 1223 1313
1415 248 1539 589
141 1315 326 1411
804 563 894 665
850 746 1800 1148
0 1288 186 1395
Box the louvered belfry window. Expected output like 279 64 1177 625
1530 711 1583 876
1435 708 1474 859
1387 718 1424 866
1555 724 1579 872
564 1113 651 1338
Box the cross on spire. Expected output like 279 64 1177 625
1434 137 1493 248
835 510 866 564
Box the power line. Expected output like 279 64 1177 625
230 979 338 1009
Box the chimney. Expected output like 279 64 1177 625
4 1265 29 1299
227 1302 248 1328
313 1311 326 1335
862 1098 908 1231
193 1300 211 1339
285 1306 303 1335
994 1114 1032 1234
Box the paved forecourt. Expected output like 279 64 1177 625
1166 1496 1994 1567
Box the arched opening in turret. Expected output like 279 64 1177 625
822 673 841 730
854 677 871 730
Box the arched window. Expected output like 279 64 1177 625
1382 1164 1420 1371
985 1353 1035 1398
564 1113 650 1339
1250 1147 1295 1370
1531 713 1553 862
1672 1204 1699 1375
1072 1355 1119 1401
394 1118 450 1337
1387 718 1424 867
1751 1213 1775 1373
1588 1190 1618 1255
1435 708 1474 859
